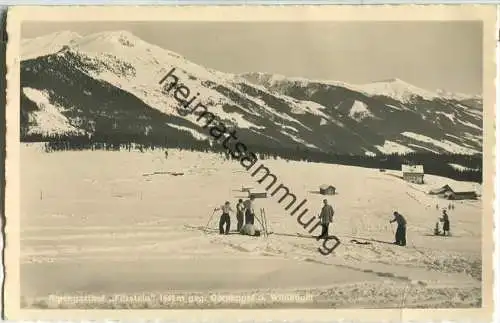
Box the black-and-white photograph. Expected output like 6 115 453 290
5 6 495 317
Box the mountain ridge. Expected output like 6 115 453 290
22 31 482 100
20 30 483 156
240 72 481 104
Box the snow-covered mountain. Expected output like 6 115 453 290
20 30 483 156
22 31 82 61
241 72 483 155
241 73 481 105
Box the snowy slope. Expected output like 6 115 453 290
56 31 323 138
20 31 347 152
349 100 373 122
351 78 480 104
21 145 482 308
22 87 84 136
354 78 439 103
22 31 82 61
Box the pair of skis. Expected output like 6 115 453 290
204 207 272 236
256 207 272 237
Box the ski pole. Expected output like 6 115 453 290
254 214 265 234
205 209 217 230
261 208 268 237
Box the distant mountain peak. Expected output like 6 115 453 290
243 72 481 103
22 30 82 60
95 30 138 38
357 78 435 103
78 30 142 45
23 30 82 42
71 30 149 53
362 78 481 102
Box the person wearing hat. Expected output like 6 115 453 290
390 211 407 246
215 201 234 235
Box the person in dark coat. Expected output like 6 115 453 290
244 196 256 225
390 211 407 246
236 199 245 232
440 209 450 236
318 199 334 238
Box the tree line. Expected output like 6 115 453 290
24 133 482 183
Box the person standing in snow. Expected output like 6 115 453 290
215 201 234 235
440 209 450 236
390 211 407 246
236 199 245 232
244 196 256 225
318 199 334 238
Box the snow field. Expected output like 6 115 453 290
20 144 482 308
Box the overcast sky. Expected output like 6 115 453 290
22 21 482 95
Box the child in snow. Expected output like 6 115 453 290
434 221 440 236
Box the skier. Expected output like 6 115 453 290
318 199 335 239
389 211 407 246
236 199 245 232
214 201 234 235
440 209 451 236
244 196 256 225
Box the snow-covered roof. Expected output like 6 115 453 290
401 164 424 174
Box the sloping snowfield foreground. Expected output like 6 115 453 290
20 144 482 309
